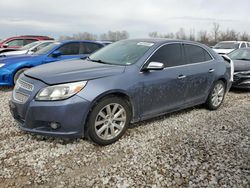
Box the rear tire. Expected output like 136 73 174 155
86 97 131 145
205 80 226 110
13 68 29 84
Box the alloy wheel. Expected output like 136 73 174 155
211 83 225 107
94 103 127 140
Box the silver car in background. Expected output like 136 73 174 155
0 40 54 57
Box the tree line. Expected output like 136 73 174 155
59 30 129 42
58 23 250 46
149 23 250 46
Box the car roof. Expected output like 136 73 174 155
125 38 206 46
60 40 106 45
218 41 249 43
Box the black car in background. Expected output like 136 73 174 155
228 48 250 89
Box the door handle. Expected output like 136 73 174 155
208 69 215 73
178 75 186 79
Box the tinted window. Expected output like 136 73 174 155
240 43 246 48
184 44 212 64
24 39 37 45
7 39 24 47
148 44 184 67
34 42 60 55
80 43 103 54
32 42 53 52
58 43 80 55
214 42 239 49
20 41 40 50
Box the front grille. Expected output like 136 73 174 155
13 79 34 103
13 91 29 103
17 79 34 91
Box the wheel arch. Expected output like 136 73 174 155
12 65 33 84
83 90 134 134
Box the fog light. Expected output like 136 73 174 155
50 122 60 129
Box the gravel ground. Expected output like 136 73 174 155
0 87 249 188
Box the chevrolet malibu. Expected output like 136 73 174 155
9 39 232 145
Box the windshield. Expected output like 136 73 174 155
20 41 40 50
34 42 60 55
88 40 154 65
214 42 239 49
228 49 250 61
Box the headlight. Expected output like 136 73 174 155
0 63 5 68
35 81 87 101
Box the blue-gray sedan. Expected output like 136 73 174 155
9 39 232 145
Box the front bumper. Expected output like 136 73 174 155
232 73 250 89
9 76 91 138
0 68 13 86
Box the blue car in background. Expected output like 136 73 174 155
0 40 106 86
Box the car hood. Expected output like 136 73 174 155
233 60 250 72
1 55 40 64
2 50 28 56
213 49 234 54
24 59 126 85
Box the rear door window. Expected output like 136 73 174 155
58 42 80 55
148 43 184 68
183 44 212 64
24 39 37 45
6 39 24 47
80 43 103 54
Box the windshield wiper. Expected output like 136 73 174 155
86 57 113 64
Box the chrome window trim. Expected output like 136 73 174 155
140 41 215 72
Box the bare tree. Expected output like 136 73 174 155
175 28 187 40
148 32 175 39
100 30 129 41
72 32 97 40
198 30 210 44
58 32 97 41
211 22 220 43
219 29 239 41
189 28 196 41
239 32 250 41
148 32 159 38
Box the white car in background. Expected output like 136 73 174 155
213 41 250 55
0 40 54 57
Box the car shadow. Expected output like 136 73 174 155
129 105 203 129
230 88 250 93
0 86 13 92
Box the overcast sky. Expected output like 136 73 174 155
0 0 249 39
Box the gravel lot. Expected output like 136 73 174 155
0 87 249 188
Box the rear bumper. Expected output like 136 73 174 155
9 95 91 138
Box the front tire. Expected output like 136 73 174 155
205 80 226 110
86 97 131 145
13 68 29 84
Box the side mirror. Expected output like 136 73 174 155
2 44 8 48
51 50 61 58
31 47 37 52
143 62 164 71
